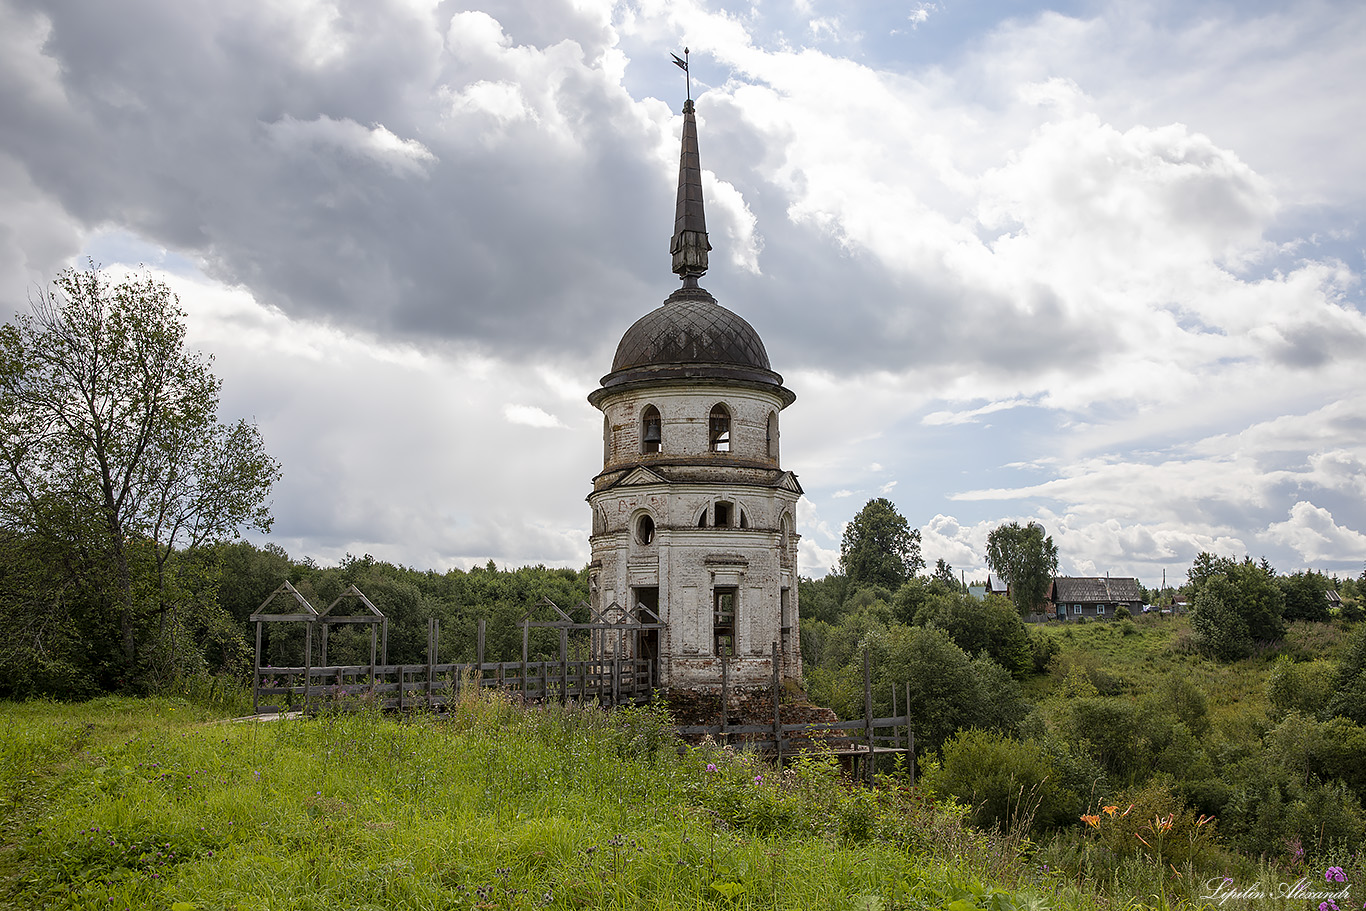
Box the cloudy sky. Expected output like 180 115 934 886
2 0 1364 587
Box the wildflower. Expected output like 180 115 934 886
1326 867 1347 883
754 774 763 784
706 763 717 772
1320 901 1338 911
1102 805 1118 817
1081 814 1101 829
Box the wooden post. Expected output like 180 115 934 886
721 650 729 737
303 621 313 712
560 628 569 702
320 623 329 668
381 618 389 666
368 624 377 696
891 682 898 764
772 642 782 765
253 621 262 714
611 657 620 706
905 681 913 783
426 618 436 709
477 618 486 689
863 647 873 784
520 620 529 698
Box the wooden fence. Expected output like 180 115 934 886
251 593 916 782
252 655 654 715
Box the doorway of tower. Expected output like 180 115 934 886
632 586 660 666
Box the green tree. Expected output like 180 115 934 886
1328 624 1366 725
877 625 1027 753
985 521 1058 615
1279 570 1330 622
932 558 960 591
0 266 279 688
1187 553 1285 659
915 592 1033 678
839 498 923 591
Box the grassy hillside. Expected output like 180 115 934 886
4 614 1362 910
1 693 1074 911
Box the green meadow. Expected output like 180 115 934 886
2 691 1058 911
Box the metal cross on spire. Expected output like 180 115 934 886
671 47 691 101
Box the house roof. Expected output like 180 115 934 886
986 573 1009 593
1052 576 1143 603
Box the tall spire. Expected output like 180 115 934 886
670 49 710 289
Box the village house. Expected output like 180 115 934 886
1050 576 1144 620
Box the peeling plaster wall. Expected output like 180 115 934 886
588 382 801 688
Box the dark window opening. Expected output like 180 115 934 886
739 510 748 529
767 411 778 459
713 587 737 656
641 405 661 454
709 405 731 452
634 587 659 662
636 514 655 545
697 509 708 528
713 501 732 527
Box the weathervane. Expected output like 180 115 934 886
671 47 691 101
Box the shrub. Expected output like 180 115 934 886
1266 655 1335 720
1030 629 1061 675
928 729 1086 835
1114 606 1132 621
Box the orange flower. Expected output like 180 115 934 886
1081 814 1101 829
1102 805 1119 817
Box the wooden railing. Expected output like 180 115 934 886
252 657 654 715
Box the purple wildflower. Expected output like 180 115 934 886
706 763 717 772
1327 867 1348 884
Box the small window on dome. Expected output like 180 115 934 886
636 514 655 545
714 501 732 527
766 411 778 459
709 404 731 452
739 510 748 529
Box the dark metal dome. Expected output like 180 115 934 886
611 288 770 373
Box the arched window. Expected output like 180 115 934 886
713 501 733 527
641 405 662 454
709 404 731 452
636 514 655 545
766 411 779 459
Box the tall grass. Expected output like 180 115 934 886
2 691 1086 911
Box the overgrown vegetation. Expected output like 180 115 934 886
3 693 1071 911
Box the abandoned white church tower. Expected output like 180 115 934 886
586 84 802 690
